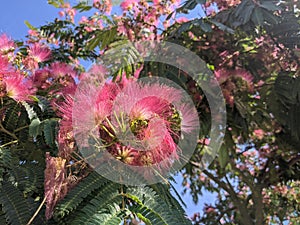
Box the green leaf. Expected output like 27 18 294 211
71 183 122 225
126 186 192 225
24 20 37 30
288 103 300 141
210 19 235 34
251 8 264 25
262 9 279 25
176 0 204 13
47 0 64 8
73 2 93 12
90 204 127 225
87 35 102 51
0 181 31 225
29 118 42 138
36 96 55 118
0 148 12 169
136 212 152 225
259 1 280 11
166 11 174 21
218 145 229 169
0 148 12 184
181 0 197 11
4 102 21 132
87 27 118 51
9 163 44 195
0 210 6 225
151 182 187 210
22 102 38 121
43 119 58 148
234 0 255 25
199 20 212 33
54 172 108 219
175 21 193 37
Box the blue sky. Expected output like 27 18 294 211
0 0 215 218
0 1 60 40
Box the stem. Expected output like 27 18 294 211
14 125 29 133
26 195 47 225
0 122 18 140
120 185 126 225
0 140 18 148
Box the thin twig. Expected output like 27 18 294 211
0 122 18 140
0 140 18 148
14 125 29 133
26 195 47 225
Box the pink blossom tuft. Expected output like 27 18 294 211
3 73 33 101
0 34 15 55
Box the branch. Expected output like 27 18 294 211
229 160 264 225
252 185 264 225
190 161 254 225
0 122 18 140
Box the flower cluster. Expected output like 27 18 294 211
117 0 181 41
0 34 34 101
214 68 253 106
60 69 198 172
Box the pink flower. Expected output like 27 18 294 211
170 0 181 6
50 62 77 79
28 43 51 63
206 4 217 16
144 10 159 26
153 0 161 5
179 103 199 134
93 0 112 14
234 68 253 88
176 17 189 24
23 43 51 70
68 75 199 179
28 29 39 37
58 10 65 17
0 55 11 75
0 34 15 55
198 138 210 145
82 64 107 81
56 96 76 158
66 8 76 22
3 73 33 101
253 129 264 140
113 82 181 121
205 206 216 214
104 0 112 14
32 69 51 88
120 0 138 10
214 68 254 106
109 81 196 167
114 144 138 164
44 153 68 220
